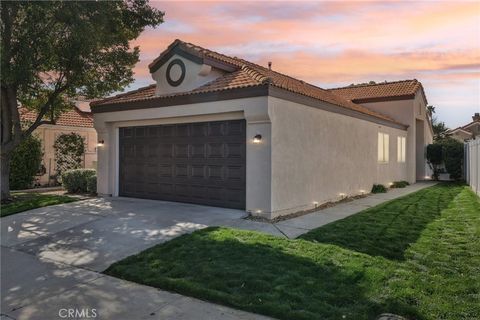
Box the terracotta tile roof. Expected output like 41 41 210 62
93 39 407 126
450 119 480 133
328 80 425 103
20 107 94 128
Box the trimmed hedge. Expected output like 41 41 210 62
10 135 43 190
371 184 387 193
87 175 97 194
62 169 96 193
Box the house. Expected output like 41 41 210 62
91 39 433 219
448 113 480 142
20 100 98 186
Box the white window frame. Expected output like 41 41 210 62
378 132 389 163
397 136 406 163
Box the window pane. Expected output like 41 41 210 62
378 133 383 162
397 137 402 162
384 134 389 162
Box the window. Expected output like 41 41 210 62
397 136 406 163
378 133 389 163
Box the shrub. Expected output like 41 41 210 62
86 175 97 194
426 138 464 181
371 184 387 193
391 181 410 188
10 135 43 190
62 169 96 193
426 144 443 180
443 141 464 180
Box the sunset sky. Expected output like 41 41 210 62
127 1 480 129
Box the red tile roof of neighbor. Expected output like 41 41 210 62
20 107 94 128
92 40 425 126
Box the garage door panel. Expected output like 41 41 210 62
119 120 246 209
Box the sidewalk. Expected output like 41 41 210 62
273 182 437 238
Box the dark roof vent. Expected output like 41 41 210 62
473 113 480 121
268 61 272 70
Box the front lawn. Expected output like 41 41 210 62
1 192 79 217
105 184 480 320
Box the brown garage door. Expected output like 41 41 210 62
119 120 246 209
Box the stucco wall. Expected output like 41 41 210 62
33 125 97 186
151 54 225 96
94 96 273 214
268 96 408 217
362 91 431 182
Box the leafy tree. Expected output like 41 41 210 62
431 116 450 142
9 134 43 190
0 1 164 201
443 139 464 180
426 138 464 181
426 105 435 116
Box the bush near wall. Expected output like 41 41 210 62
10 135 43 190
391 181 410 188
443 142 464 180
86 175 97 194
427 138 464 181
371 184 387 193
62 169 96 193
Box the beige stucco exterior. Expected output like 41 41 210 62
361 90 433 181
93 43 433 219
93 92 423 218
268 96 408 218
151 54 226 96
33 124 97 186
94 96 272 214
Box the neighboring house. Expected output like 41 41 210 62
448 113 480 142
91 39 433 219
20 101 97 186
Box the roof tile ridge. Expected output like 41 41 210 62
329 79 418 90
240 65 271 84
90 84 156 106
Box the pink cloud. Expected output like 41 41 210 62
124 0 480 128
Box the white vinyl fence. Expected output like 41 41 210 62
465 139 480 196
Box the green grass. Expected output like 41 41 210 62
105 184 480 320
1 192 79 217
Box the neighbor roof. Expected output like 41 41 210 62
20 107 94 128
329 80 427 104
92 39 407 127
449 119 480 134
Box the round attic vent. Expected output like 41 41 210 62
166 59 186 87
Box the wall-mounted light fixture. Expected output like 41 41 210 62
339 193 347 199
97 140 105 147
253 134 262 144
359 189 366 194
388 182 394 187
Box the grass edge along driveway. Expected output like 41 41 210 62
105 184 480 320
1 192 79 217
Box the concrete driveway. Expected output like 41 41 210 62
1 197 277 320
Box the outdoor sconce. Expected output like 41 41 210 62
97 140 105 147
253 134 262 144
